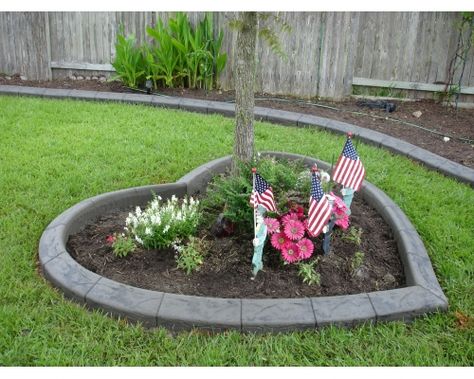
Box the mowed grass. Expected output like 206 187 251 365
0 96 473 366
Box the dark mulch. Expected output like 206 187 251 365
2 74 471 168
66 193 404 299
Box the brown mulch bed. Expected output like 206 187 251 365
2 74 472 168
66 193 403 299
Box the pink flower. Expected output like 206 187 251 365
297 238 314 259
283 219 305 241
281 212 299 225
335 214 350 230
281 242 300 263
271 232 288 251
330 192 348 216
264 217 280 234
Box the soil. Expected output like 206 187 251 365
1 74 473 168
66 193 404 299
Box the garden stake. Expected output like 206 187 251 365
252 205 267 278
322 217 336 256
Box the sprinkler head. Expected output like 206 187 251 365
145 79 152 95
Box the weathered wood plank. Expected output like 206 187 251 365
353 77 474 95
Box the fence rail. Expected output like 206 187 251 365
1 11 473 100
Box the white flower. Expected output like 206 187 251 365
163 225 170 234
320 171 330 184
145 227 152 236
135 235 144 245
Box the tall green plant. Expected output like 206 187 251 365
114 13 227 90
146 20 182 87
111 28 146 88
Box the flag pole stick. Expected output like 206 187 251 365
252 168 257 240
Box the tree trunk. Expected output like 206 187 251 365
233 12 257 171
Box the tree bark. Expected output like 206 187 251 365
233 12 257 171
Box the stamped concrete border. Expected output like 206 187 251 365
38 151 448 332
1 85 472 186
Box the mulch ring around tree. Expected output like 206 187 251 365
67 193 404 299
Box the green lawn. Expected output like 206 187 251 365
0 96 473 366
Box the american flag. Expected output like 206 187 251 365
307 171 332 237
332 137 365 191
249 173 277 212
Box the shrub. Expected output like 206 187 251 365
201 157 309 234
125 195 201 249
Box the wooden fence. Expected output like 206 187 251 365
1 11 473 100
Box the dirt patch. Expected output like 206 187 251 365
66 193 404 299
2 74 472 168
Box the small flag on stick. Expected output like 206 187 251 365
307 166 332 238
250 172 277 213
332 133 365 191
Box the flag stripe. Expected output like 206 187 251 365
332 138 365 191
250 173 277 212
308 173 332 238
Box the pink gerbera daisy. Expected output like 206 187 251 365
281 242 300 263
264 217 280 234
335 214 350 230
271 232 288 251
281 212 299 225
297 238 314 259
283 219 305 241
330 192 348 216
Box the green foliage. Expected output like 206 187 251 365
297 258 321 286
342 226 363 247
112 233 136 258
111 27 146 88
201 157 308 234
113 12 227 90
175 237 207 275
351 251 365 274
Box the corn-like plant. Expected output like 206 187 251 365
146 20 182 88
111 27 146 88
114 13 227 90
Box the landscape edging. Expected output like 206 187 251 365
1 84 472 187
38 152 448 332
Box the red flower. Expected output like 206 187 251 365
106 235 116 245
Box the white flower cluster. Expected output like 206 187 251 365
125 195 200 249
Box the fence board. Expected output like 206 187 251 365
1 11 473 99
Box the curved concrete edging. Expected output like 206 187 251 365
1 84 473 187
38 151 448 332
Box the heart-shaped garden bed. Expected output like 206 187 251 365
39 151 447 332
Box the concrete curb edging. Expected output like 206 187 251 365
38 151 448 332
1 85 472 187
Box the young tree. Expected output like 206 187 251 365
233 12 258 168
231 12 289 171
